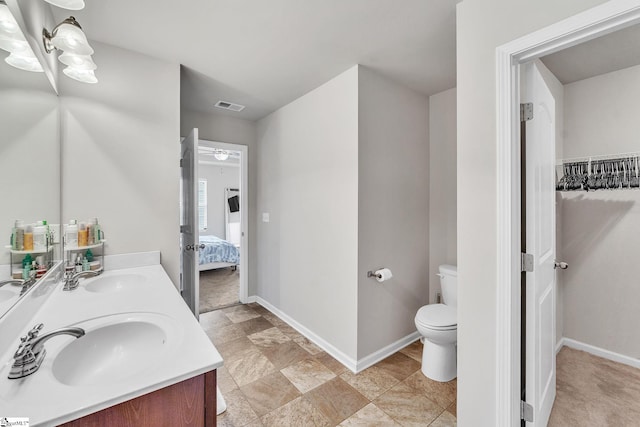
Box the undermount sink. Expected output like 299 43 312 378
52 313 179 387
0 289 16 303
84 273 149 293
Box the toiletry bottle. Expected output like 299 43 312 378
85 249 94 262
11 219 25 251
87 221 95 246
65 220 78 248
93 218 101 242
33 221 47 251
75 254 83 273
23 262 31 280
23 224 34 251
78 223 88 247
22 253 32 270
82 256 89 271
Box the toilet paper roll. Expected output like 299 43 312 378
375 268 393 283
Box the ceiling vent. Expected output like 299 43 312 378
214 100 245 112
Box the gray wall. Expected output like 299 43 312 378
180 110 258 297
560 64 640 359
456 0 607 423
198 163 240 238
428 88 457 303
356 66 429 359
60 41 181 285
256 66 360 360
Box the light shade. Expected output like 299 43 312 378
214 150 229 161
0 3 19 36
0 36 29 54
43 0 85 11
51 19 93 55
63 66 97 83
58 51 96 70
5 52 44 72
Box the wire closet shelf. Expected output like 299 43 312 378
556 152 640 192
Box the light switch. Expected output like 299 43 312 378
262 213 270 223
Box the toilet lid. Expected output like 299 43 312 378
416 304 457 328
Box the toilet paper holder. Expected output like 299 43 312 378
367 270 382 279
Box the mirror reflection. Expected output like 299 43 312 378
0 6 60 316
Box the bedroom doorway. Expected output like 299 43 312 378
197 139 248 313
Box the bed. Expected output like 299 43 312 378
199 235 240 271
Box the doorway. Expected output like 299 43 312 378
495 3 640 426
197 140 248 313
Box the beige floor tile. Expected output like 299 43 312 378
403 371 456 408
217 336 260 362
248 327 292 348
217 365 239 393
281 358 337 393
237 317 275 335
246 302 270 315
446 400 457 417
399 340 423 362
200 309 233 330
261 396 331 427
305 377 369 425
217 388 259 427
338 403 401 427
242 419 264 427
293 335 323 355
262 312 289 328
374 352 421 381
429 410 457 427
240 371 301 417
226 349 278 387
374 381 443 427
277 323 302 338
340 366 400 400
261 341 310 370
209 323 247 345
223 305 262 323
314 352 348 376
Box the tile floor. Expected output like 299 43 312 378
548 346 640 426
200 303 457 427
199 268 240 313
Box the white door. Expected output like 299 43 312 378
522 61 556 427
180 128 200 319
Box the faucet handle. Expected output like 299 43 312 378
25 323 44 341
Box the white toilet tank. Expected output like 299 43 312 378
439 265 458 308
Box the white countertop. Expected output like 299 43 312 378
0 265 223 426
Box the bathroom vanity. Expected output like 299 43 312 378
0 259 223 426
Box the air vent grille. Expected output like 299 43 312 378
215 100 245 112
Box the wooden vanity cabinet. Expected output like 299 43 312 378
60 370 216 427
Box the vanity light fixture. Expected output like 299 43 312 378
214 150 230 161
0 1 44 72
43 0 85 11
43 16 97 83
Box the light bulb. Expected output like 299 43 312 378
43 0 85 11
63 66 97 83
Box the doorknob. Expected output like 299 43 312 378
554 261 568 270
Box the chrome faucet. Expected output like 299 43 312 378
63 269 102 291
0 275 37 296
9 323 85 379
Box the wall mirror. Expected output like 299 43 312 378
0 3 60 317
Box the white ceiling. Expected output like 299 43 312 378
57 0 459 121
541 22 640 85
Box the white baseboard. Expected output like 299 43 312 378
355 331 421 372
252 296 421 374
245 295 257 304
254 296 358 372
555 337 565 354
557 337 640 369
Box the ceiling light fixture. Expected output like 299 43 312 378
0 1 44 73
213 150 229 161
43 16 97 83
43 0 85 11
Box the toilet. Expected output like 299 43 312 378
414 264 457 382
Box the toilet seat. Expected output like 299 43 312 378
416 304 457 330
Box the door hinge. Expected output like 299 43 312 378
180 225 187 233
180 158 183 168
521 253 534 272
520 103 533 122
521 400 534 422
